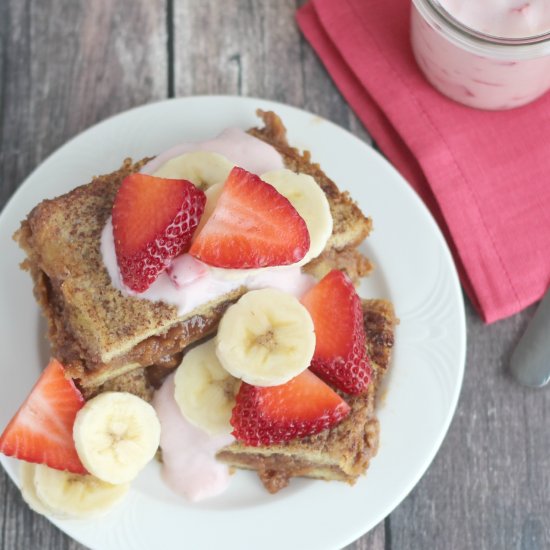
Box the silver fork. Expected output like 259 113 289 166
510 285 550 387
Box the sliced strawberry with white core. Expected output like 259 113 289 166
0 358 87 474
301 269 371 395
189 166 310 268
112 173 206 293
230 369 350 446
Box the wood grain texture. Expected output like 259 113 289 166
173 0 370 143
0 0 167 211
389 300 550 550
1 0 550 549
0 0 166 547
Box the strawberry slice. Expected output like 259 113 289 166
0 358 87 474
113 173 206 292
231 369 350 446
301 270 371 395
189 167 310 268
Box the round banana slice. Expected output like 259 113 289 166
153 151 235 190
174 339 241 435
261 169 333 265
32 464 129 519
73 392 161 485
20 462 60 518
215 288 316 387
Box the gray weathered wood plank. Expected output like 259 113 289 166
174 0 304 102
174 0 370 144
389 299 550 550
0 0 167 211
0 0 167 548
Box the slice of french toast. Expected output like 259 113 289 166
216 298 396 492
14 111 373 393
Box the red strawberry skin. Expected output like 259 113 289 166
113 173 206 292
0 358 87 474
189 167 310 268
301 270 371 395
231 369 351 446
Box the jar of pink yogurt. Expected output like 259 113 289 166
411 0 550 109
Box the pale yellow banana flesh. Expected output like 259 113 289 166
20 462 129 519
73 392 161 485
153 151 235 189
215 288 316 387
261 169 333 265
174 339 240 435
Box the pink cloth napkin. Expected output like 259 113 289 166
297 0 550 323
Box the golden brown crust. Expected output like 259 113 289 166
15 111 373 390
216 299 397 492
80 367 154 402
64 292 244 388
13 159 249 384
14 158 180 366
302 246 374 284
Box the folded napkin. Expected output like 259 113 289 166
297 0 550 323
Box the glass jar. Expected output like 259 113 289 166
411 0 550 110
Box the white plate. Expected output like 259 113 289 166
0 96 466 550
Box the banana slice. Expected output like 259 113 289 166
73 392 161 485
261 169 333 265
20 462 59 517
30 463 129 519
153 151 235 190
174 339 241 435
215 288 316 386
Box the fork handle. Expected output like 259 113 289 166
510 286 550 388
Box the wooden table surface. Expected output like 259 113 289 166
1 1 548 549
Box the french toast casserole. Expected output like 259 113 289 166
11 110 395 496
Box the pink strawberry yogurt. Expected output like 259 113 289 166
101 224 315 317
140 127 283 176
411 0 550 109
100 128 316 317
102 129 318 500
434 1 550 38
152 374 234 502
